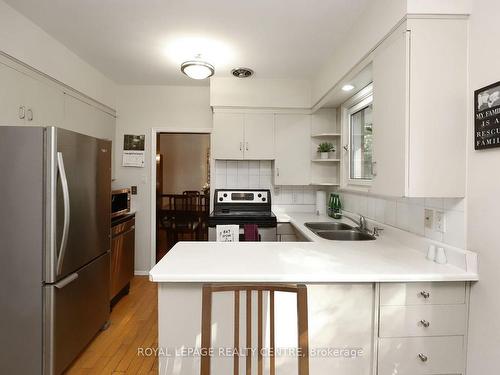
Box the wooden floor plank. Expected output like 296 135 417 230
65 276 159 375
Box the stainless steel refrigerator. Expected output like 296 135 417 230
0 126 112 375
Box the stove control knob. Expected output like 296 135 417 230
223 193 228 197
262 197 266 202
219 197 223 201
258 193 262 198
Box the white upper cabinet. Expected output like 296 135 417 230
212 112 275 160
212 113 245 159
371 19 467 197
243 113 275 159
275 114 311 185
0 62 63 127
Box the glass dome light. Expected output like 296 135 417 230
180 60 215 80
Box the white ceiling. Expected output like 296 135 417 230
5 0 368 86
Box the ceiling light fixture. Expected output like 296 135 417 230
180 60 215 80
342 84 355 92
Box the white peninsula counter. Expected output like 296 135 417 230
150 213 478 375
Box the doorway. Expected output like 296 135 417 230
155 132 210 262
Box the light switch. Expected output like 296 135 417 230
424 209 433 229
131 185 137 195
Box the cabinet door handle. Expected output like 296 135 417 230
417 353 428 362
239 142 242 151
246 142 249 151
343 144 349 152
419 319 430 328
276 167 280 177
419 291 430 299
26 108 33 121
19 105 26 119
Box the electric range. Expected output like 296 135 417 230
208 189 277 241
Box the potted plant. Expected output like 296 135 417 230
317 142 335 159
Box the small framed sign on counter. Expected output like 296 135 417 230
474 81 500 150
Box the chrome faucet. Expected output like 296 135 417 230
346 214 368 232
358 215 367 231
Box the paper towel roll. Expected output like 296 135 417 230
316 190 326 215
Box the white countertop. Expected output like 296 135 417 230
149 212 478 283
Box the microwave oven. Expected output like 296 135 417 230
111 188 131 218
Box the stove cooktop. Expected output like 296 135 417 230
208 189 276 227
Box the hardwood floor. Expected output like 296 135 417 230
65 276 159 375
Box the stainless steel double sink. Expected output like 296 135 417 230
304 222 376 241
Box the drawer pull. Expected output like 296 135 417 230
419 319 430 328
418 353 428 362
419 291 430 299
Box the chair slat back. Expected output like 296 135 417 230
200 284 309 375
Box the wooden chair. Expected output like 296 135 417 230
200 284 309 375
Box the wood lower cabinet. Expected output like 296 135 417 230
110 214 135 305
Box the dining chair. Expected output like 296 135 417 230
200 284 309 375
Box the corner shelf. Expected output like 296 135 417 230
310 182 340 186
311 133 341 138
312 158 340 162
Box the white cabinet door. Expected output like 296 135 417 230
243 113 275 159
27 80 64 127
371 26 409 197
406 19 467 197
308 284 375 375
275 114 311 185
212 113 245 159
0 63 28 126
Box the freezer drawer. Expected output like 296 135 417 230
110 216 135 301
44 253 110 375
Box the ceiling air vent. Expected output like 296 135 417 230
231 67 254 78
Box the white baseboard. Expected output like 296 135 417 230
134 270 149 276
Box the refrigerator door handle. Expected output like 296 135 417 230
54 272 78 289
56 152 71 276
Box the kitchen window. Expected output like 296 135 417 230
342 84 373 187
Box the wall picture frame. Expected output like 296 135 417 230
474 81 500 150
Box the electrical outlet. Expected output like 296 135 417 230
435 210 446 233
424 209 434 229
131 185 137 195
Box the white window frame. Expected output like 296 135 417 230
341 83 373 189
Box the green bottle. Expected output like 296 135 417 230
330 193 342 219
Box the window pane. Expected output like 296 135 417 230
350 104 373 180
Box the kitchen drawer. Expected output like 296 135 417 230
379 304 466 337
378 336 464 375
380 282 465 306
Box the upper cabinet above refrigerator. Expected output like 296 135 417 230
371 18 468 198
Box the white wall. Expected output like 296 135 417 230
466 0 500 372
113 85 212 273
311 0 406 106
210 77 311 108
0 0 116 108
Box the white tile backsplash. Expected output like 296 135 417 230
340 192 466 248
214 160 317 211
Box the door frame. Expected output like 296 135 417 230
150 127 212 269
